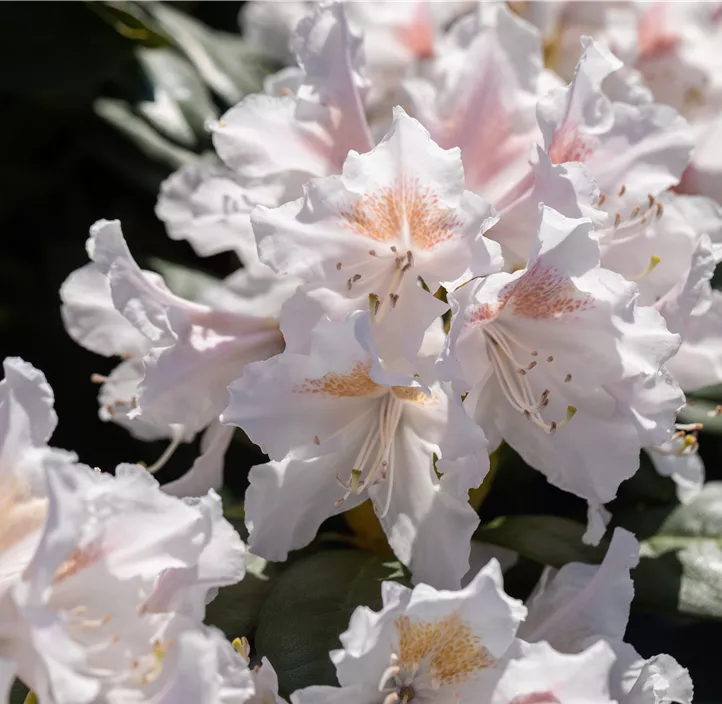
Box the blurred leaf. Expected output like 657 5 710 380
94 97 211 169
9 680 28 704
475 514 608 567
148 3 266 106
87 2 172 47
634 482 722 620
136 47 218 144
255 550 409 696
206 552 283 641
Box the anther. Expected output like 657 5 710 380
618 184 626 196
614 213 621 228
527 361 537 370
598 193 606 206
352 274 362 282
369 249 376 256
565 373 572 382
90 373 108 384
347 278 353 291
530 350 538 356
390 245 397 253
389 293 399 308
546 355 554 362
518 368 526 376
336 262 343 270
406 251 414 268
631 205 640 218
313 435 320 445
656 202 664 218
648 193 655 207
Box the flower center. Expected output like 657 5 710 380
483 324 575 434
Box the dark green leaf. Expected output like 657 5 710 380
206 553 282 640
255 550 408 696
475 515 608 567
633 483 722 620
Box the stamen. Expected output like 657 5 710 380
378 665 401 691
631 255 661 281
90 373 108 384
146 425 184 474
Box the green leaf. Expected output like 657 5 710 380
633 482 722 620
206 552 283 641
475 515 608 567
255 550 409 696
136 47 218 144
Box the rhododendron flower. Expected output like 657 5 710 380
223 312 488 589
292 559 620 704
520 527 693 704
252 107 501 350
440 206 682 542
0 358 253 703
61 219 288 495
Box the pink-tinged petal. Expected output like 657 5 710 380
245 450 366 563
666 289 722 391
369 417 480 590
213 94 339 179
404 4 541 199
162 422 235 498
60 264 148 358
215 4 372 180
538 38 693 217
135 307 283 433
492 640 616 704
87 219 203 344
491 147 606 267
521 527 638 649
293 3 373 156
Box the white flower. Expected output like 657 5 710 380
61 219 287 495
520 527 693 704
291 560 527 704
223 312 488 589
13 461 250 703
440 205 682 543
252 107 501 352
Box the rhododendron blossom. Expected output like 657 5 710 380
33 0 722 698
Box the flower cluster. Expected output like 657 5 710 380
0 358 692 702
11 0 719 699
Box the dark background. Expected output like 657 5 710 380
1 2 719 700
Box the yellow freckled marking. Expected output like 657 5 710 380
340 176 462 249
54 544 102 584
0 476 47 553
391 386 435 404
296 362 381 397
394 611 495 686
